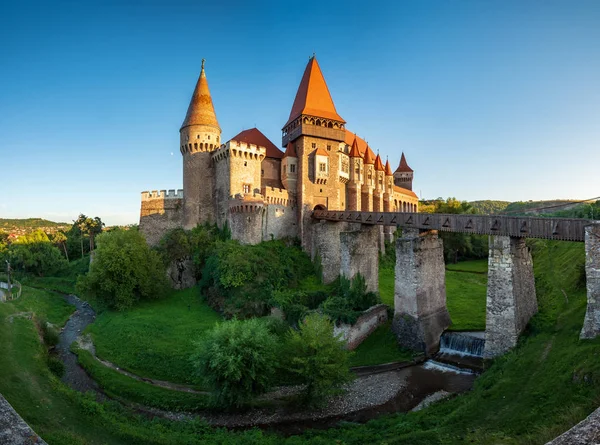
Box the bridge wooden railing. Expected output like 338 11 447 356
312 210 595 242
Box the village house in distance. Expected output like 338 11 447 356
139 56 419 248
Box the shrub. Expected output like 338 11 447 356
76 229 168 310
192 318 279 409
284 313 353 406
38 316 60 347
47 355 65 377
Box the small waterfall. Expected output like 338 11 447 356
423 360 476 375
439 332 485 357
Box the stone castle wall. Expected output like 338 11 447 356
139 189 184 246
333 304 388 350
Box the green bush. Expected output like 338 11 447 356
284 313 353 406
76 229 168 310
320 274 380 324
192 318 279 409
37 316 60 347
199 239 316 318
47 354 65 377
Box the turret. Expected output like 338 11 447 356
383 159 393 212
180 59 221 228
394 152 414 191
347 136 363 210
373 154 385 211
361 145 376 211
282 142 298 191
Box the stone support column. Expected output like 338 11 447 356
581 223 600 339
340 224 379 293
311 220 347 284
392 229 450 355
484 236 537 358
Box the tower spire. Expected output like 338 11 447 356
180 59 220 131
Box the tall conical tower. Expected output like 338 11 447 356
282 55 347 249
180 59 221 229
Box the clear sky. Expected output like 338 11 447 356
1 0 599 225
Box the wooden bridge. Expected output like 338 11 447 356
312 210 593 242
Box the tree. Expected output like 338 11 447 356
51 231 69 261
192 318 279 409
284 313 353 406
8 230 67 276
76 229 167 310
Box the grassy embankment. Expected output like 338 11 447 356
2 241 600 444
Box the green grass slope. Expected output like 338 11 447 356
88 286 222 384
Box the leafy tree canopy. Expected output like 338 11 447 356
76 229 167 310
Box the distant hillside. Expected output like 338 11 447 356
468 200 511 215
0 218 70 232
502 200 591 216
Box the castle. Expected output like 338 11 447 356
140 56 419 248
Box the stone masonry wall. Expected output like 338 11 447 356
263 203 297 241
392 229 450 355
228 196 264 245
139 191 183 246
182 151 215 229
484 236 537 358
311 220 348 284
340 224 379 293
333 304 388 350
0 394 48 444
580 223 600 339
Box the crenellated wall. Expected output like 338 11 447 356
228 194 265 245
139 189 184 246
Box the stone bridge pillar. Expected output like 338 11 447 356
392 229 451 355
340 224 379 293
484 236 537 358
580 223 600 339
311 220 348 284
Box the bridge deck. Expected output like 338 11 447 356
312 210 594 242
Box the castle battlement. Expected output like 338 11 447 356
212 140 266 163
262 186 295 207
141 189 184 200
229 194 265 214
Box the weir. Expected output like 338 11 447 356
439 332 485 357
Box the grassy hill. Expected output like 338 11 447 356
468 200 511 214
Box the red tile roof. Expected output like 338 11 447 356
363 145 376 165
384 159 393 176
344 130 368 157
285 56 345 127
181 60 220 131
314 147 329 157
393 185 418 198
396 152 413 173
349 136 362 158
374 154 384 171
283 142 297 158
230 128 283 159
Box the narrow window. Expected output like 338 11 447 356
312 143 316 149
290 164 296 173
319 162 327 172
243 184 251 194
327 144 331 151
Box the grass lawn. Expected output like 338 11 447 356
445 269 487 331
88 286 222 384
350 321 415 367
0 286 127 444
379 258 488 331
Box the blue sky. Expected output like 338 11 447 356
1 0 599 225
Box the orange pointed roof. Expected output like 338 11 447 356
231 127 283 159
349 136 362 158
181 59 220 131
314 147 329 156
283 142 297 158
363 145 376 165
285 56 345 127
396 152 413 173
384 159 393 176
374 154 384 171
